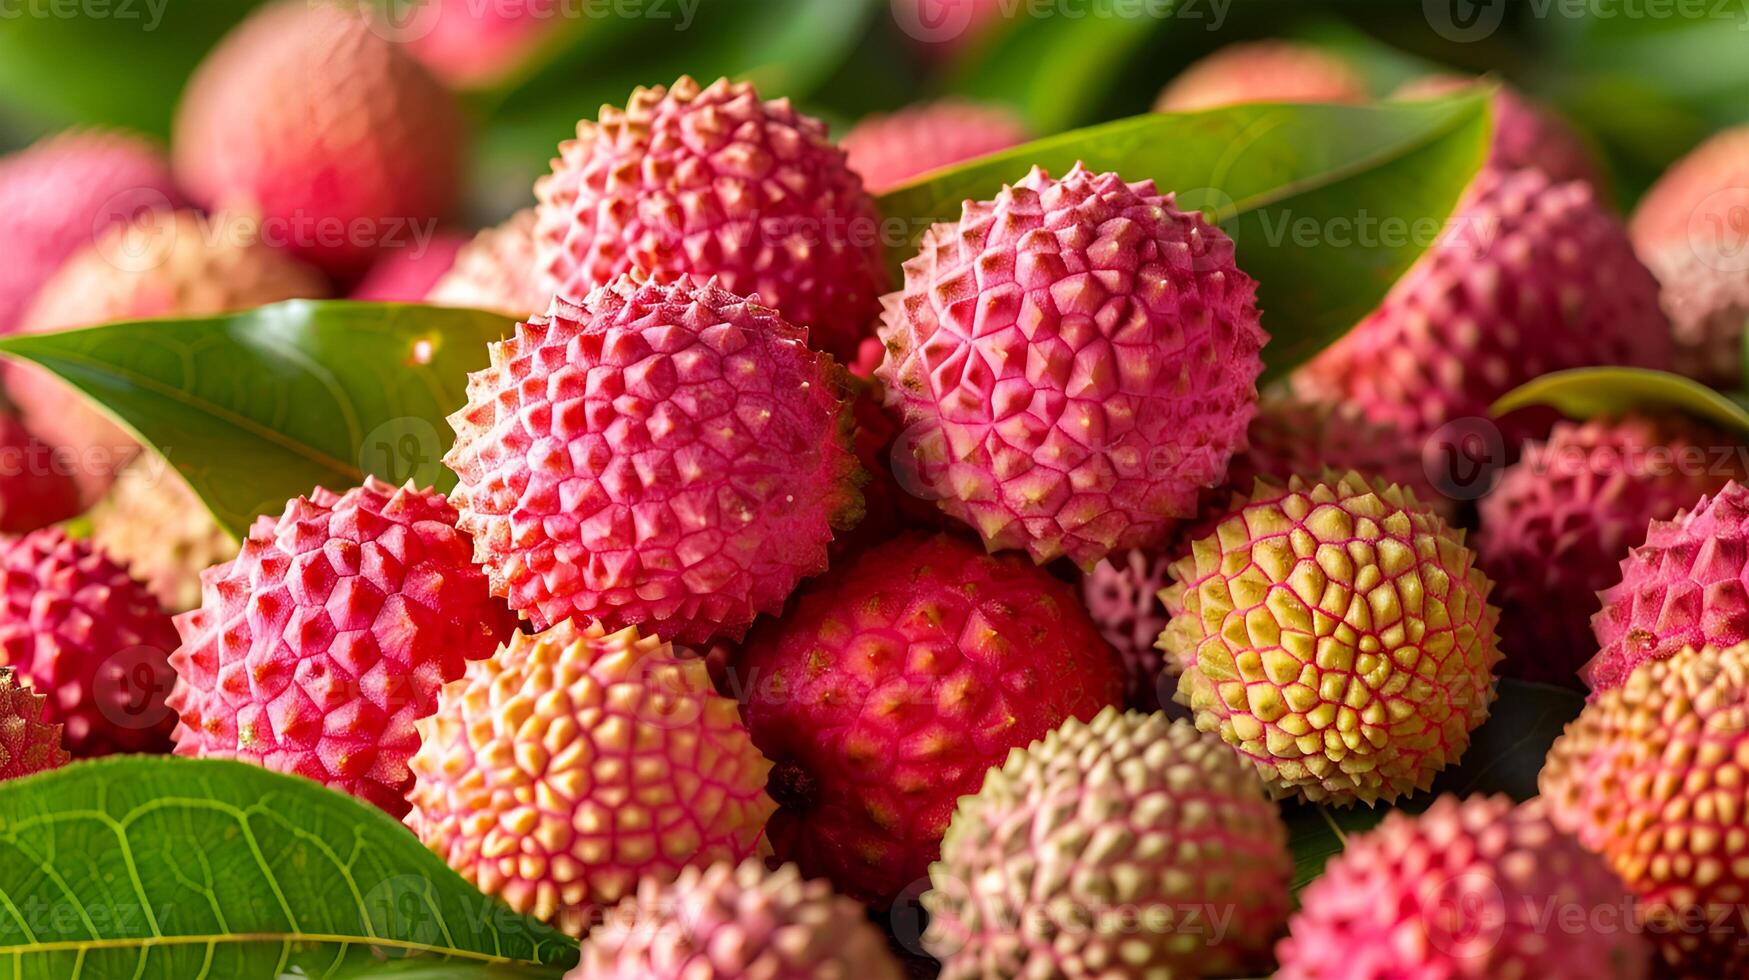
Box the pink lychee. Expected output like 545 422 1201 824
842 100 1029 193
1155 41 1367 112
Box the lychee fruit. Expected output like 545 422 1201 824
408 619 777 936
166 478 516 816
1587 479 1749 691
0 666 69 781
1540 642 1749 978
0 528 179 756
0 410 80 534
734 532 1125 904
1294 166 1672 447
87 459 237 612
173 0 463 280
402 0 564 88
427 209 547 319
1161 472 1501 805
842 99 1029 193
1397 75 1604 191
1155 41 1367 112
532 76 889 360
349 231 468 303
568 861 904 980
1276 794 1651 980
0 128 181 332
1478 416 1733 687
1079 548 1177 710
924 707 1291 978
875 163 1266 568
444 274 864 646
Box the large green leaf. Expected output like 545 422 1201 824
0 301 514 539
0 756 576 977
1492 366 1749 437
876 90 1493 382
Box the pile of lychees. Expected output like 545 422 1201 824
3 7 1749 976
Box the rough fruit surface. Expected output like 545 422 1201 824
1277 794 1650 980
1155 41 1366 111
1080 548 1176 709
735 533 1124 904
349 232 467 303
427 209 548 319
925 707 1291 979
876 164 1265 568
1161 473 1501 804
409 619 776 936
1540 643 1749 978
842 99 1028 193
445 275 863 645
568 861 903 980
0 410 79 534
0 666 68 781
167 478 516 817
88 460 238 612
534 76 888 360
0 529 178 756
1398 76 1603 190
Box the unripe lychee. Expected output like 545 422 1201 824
0 666 69 781
349 231 467 303
0 410 79 534
876 163 1266 568
842 100 1029 193
924 707 1291 979
1155 41 1367 112
735 532 1125 904
166 478 516 816
1540 643 1749 978
426 209 547 319
0 528 178 756
445 275 864 645
409 619 777 936
1161 472 1501 804
173 0 463 280
1397 75 1604 191
87 459 237 612
1277 795 1650 980
568 861 904 980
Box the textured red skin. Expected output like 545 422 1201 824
0 411 79 534
173 1 463 281
1155 41 1367 111
0 666 68 781
0 129 181 334
533 76 889 360
403 0 563 87
842 100 1028 194
1478 417 1732 688
166 478 516 817
446 275 863 645
876 164 1265 569
1278 795 1650 980
426 209 548 319
1398 76 1604 192
734 533 1125 905
349 232 467 303
0 529 178 756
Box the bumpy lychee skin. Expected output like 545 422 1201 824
0 529 178 757
1080 548 1176 709
0 410 79 534
173 1 463 280
88 460 236 612
1587 480 1749 691
409 620 777 936
1155 41 1367 112
0 666 69 781
0 128 181 332
445 275 863 645
735 532 1125 904
1277 795 1650 980
1478 417 1732 687
534 76 889 360
876 164 1266 568
1540 643 1749 978
842 100 1029 193
1295 167 1672 446
925 708 1291 979
166 478 516 817
427 209 547 319
1161 473 1501 805
1398 76 1604 191
349 232 467 303
569 861 903 980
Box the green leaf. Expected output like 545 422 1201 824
1492 366 1749 438
0 756 576 977
875 90 1493 383
1283 679 1586 891
0 301 514 539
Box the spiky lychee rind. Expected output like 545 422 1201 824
166 478 515 817
1081 548 1176 709
427 209 547 320
0 529 178 756
533 76 888 360
1160 473 1501 805
1479 417 1732 687
1540 643 1749 978
1294 167 1672 445
87 461 238 612
1397 76 1604 191
1588 480 1749 691
1277 794 1650 980
842 100 1029 194
0 666 68 781
445 274 863 645
1155 41 1367 112
876 164 1266 568
735 532 1125 904
924 707 1291 978
173 1 463 279
349 232 467 303
0 411 79 534
409 620 777 936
